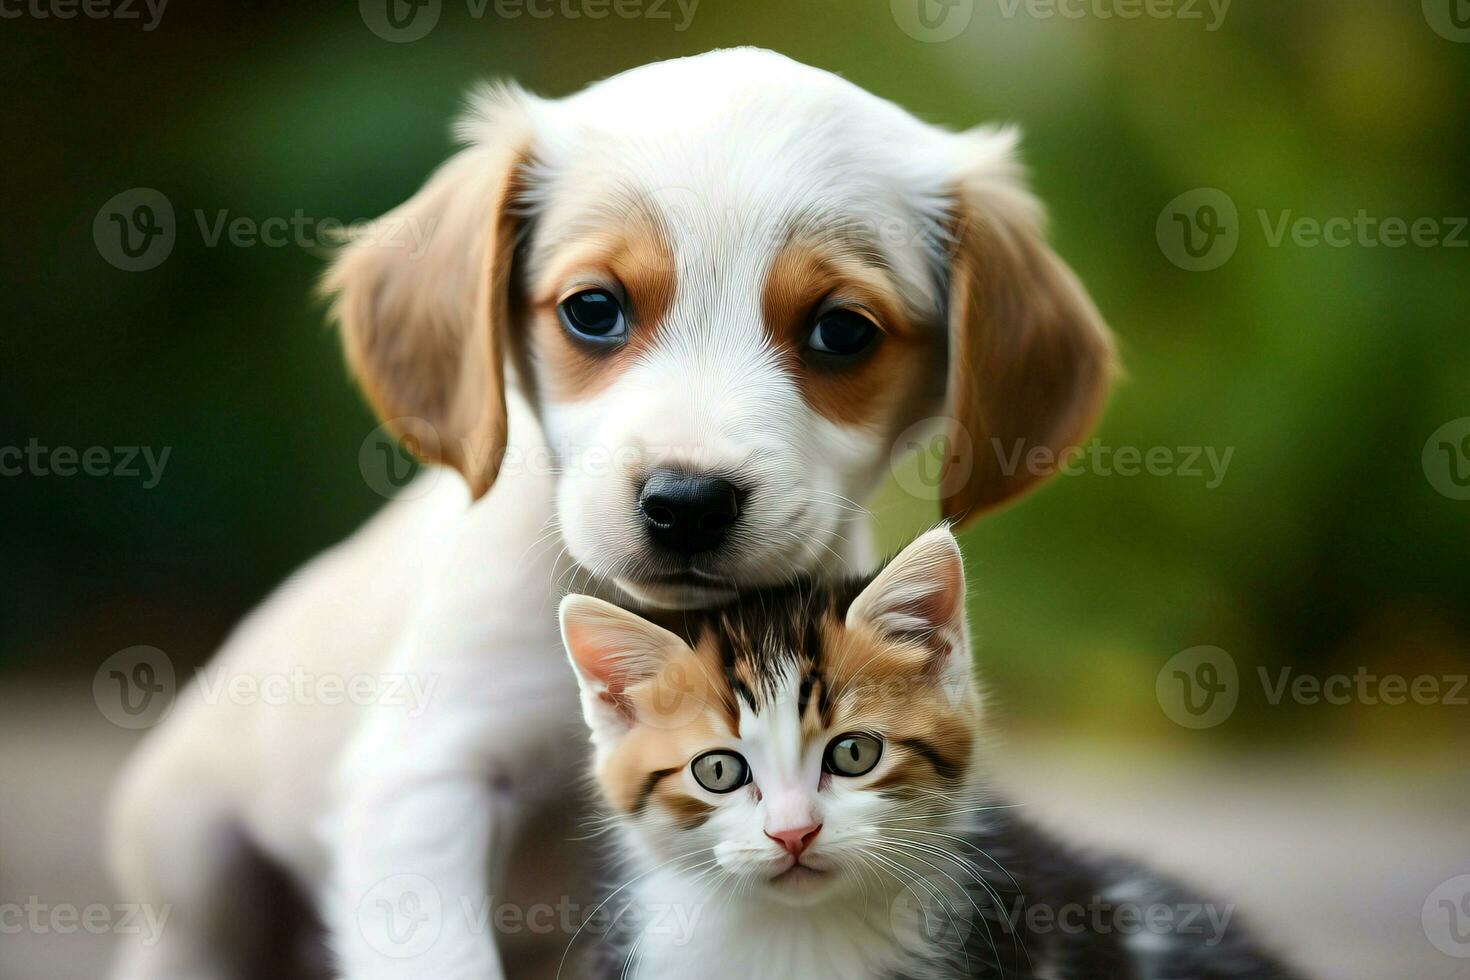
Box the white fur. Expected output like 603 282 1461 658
106 49 1063 980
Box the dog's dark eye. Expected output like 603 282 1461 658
691 750 750 794
806 309 879 358
824 733 882 777
559 289 627 344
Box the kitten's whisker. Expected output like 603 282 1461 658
866 840 989 921
517 511 565 567
605 858 715 941
873 839 1008 941
870 809 1030 896
555 846 713 980
805 486 873 517
875 802 1025 822
618 928 646 980
875 834 1033 975
879 825 1028 899
870 842 993 977
860 848 973 974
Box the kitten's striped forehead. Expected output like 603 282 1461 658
703 583 857 718
597 572 978 828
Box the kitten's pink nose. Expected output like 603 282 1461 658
766 823 822 857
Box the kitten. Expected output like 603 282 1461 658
558 528 1298 979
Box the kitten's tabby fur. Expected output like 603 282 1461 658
560 529 1298 979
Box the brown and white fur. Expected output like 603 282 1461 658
105 49 1114 980
560 529 1296 980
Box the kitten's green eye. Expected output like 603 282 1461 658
691 750 749 793
824 733 883 777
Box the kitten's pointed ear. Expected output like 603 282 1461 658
846 528 967 657
559 595 692 738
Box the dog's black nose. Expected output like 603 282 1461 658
638 470 741 557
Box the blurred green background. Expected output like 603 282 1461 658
2 0 1467 754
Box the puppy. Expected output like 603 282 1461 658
106 48 1114 980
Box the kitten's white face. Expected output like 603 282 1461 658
675 663 921 906
560 528 982 908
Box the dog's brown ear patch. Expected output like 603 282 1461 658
323 90 535 499
941 144 1117 524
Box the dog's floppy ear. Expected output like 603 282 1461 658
323 84 537 499
939 128 1116 525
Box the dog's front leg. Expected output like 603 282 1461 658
325 652 575 980
331 771 506 979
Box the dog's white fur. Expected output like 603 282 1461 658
106 48 1113 980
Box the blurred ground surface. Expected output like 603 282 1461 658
1 680 1465 980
